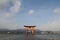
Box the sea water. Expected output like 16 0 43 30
0 34 60 40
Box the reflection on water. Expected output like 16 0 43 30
0 34 60 40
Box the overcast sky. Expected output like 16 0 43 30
0 0 60 31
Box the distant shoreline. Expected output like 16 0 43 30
0 29 60 35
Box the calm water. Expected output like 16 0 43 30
0 34 60 40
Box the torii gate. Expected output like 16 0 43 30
24 25 36 40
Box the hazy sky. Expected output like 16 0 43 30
0 0 60 31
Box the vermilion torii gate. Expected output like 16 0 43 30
24 25 36 40
24 25 36 35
